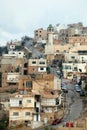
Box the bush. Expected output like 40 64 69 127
0 122 6 130
46 67 50 74
5 88 18 93
44 127 49 130
0 114 9 130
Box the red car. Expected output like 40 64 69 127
51 118 62 125
66 122 74 127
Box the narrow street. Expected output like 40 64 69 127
63 80 83 122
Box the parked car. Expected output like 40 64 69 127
61 83 66 88
79 91 85 96
74 84 80 87
75 86 81 92
51 64 56 68
56 70 61 75
66 122 74 127
61 85 68 93
51 118 62 125
63 89 68 93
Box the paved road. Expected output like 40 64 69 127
63 81 83 122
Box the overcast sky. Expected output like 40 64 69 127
0 0 87 46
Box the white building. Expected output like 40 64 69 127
3 51 25 58
63 62 87 79
7 73 20 83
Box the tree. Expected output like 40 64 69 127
0 47 2 56
0 122 6 130
44 127 49 130
15 46 22 51
2 47 8 54
46 66 50 74
58 60 63 72
0 114 9 130
78 79 82 86
27 53 32 59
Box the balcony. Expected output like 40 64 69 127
41 102 56 106
7 78 19 83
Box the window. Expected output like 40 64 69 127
32 61 36 64
56 98 59 105
25 112 30 116
65 65 71 70
13 112 19 116
26 81 32 88
40 67 44 70
27 100 31 103
73 67 77 71
39 62 45 64
71 56 75 59
19 100 22 106
35 34 38 36
56 50 59 52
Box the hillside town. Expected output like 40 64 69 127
0 22 87 130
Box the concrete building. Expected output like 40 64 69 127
45 29 74 63
32 74 61 91
65 52 87 63
34 28 47 43
28 58 47 74
56 22 84 44
7 41 21 51
0 56 27 88
7 72 20 87
69 36 87 45
9 71 62 129
9 92 35 127
62 62 87 79
18 75 32 91
3 50 25 58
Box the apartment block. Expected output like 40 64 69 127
62 62 87 79
9 92 34 127
9 87 62 129
0 55 27 88
28 58 47 74
34 28 47 42
69 36 87 45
